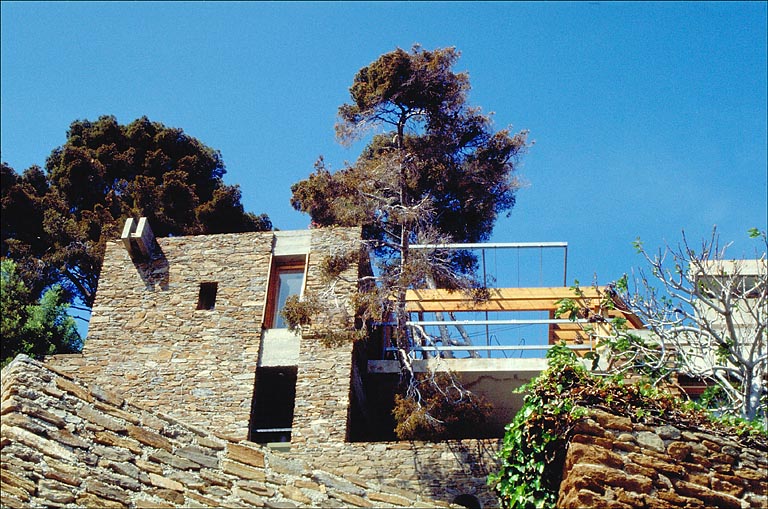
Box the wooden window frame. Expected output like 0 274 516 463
264 255 307 329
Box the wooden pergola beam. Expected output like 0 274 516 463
404 287 644 329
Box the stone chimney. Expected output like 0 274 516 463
121 217 156 259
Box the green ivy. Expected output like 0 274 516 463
488 342 767 509
488 344 589 509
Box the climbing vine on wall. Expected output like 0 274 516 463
487 344 589 509
488 343 767 509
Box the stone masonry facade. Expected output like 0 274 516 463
48 227 362 439
5 224 768 508
0 355 450 508
558 408 768 508
43 226 501 507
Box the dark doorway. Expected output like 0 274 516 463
248 366 298 444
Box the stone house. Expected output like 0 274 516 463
2 217 766 508
36 218 648 507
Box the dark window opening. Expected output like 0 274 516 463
453 494 482 509
264 256 306 328
249 366 297 444
196 282 218 310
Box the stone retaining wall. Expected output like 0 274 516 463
290 439 501 508
0 355 451 508
557 408 768 508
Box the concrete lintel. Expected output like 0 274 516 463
259 328 301 367
273 230 311 256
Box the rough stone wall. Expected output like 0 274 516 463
290 439 501 508
42 226 501 507
290 228 361 445
305 228 361 333
1 355 452 508
47 232 274 437
47 228 363 440
557 408 768 508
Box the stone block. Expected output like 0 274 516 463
240 481 276 497
0 468 36 496
565 442 624 472
561 463 653 494
570 418 607 437
226 443 266 468
0 492 28 509
198 468 233 487
280 485 314 505
43 468 83 488
222 459 266 481
570 432 616 451
135 497 175 509
184 490 223 507
167 469 206 490
627 452 685 478
655 490 705 508
367 490 413 506
47 428 90 450
127 424 173 451
197 435 226 450
106 461 140 480
635 431 665 453
55 377 93 403
234 486 267 506
2 425 76 463
89 385 125 408
3 412 55 435
666 441 692 461
93 430 143 454
674 479 744 508
76 492 125 508
25 404 67 428
655 424 682 440
85 479 131 505
92 444 133 463
175 445 220 469
625 462 656 479
331 490 373 507
311 470 366 497
134 457 164 475
77 405 128 433
711 474 746 498
148 472 185 492
589 409 634 432
99 470 142 492
148 449 200 470
93 400 140 425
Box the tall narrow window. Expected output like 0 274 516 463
249 366 297 444
264 256 306 328
196 282 218 310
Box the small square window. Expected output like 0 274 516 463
197 282 218 310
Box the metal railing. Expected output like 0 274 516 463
378 316 594 359
383 342 594 359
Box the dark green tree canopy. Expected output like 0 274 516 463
289 46 528 439
2 115 272 308
292 46 528 248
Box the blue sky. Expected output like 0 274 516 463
2 1 767 289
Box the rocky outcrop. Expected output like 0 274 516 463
557 408 768 508
0 355 450 508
